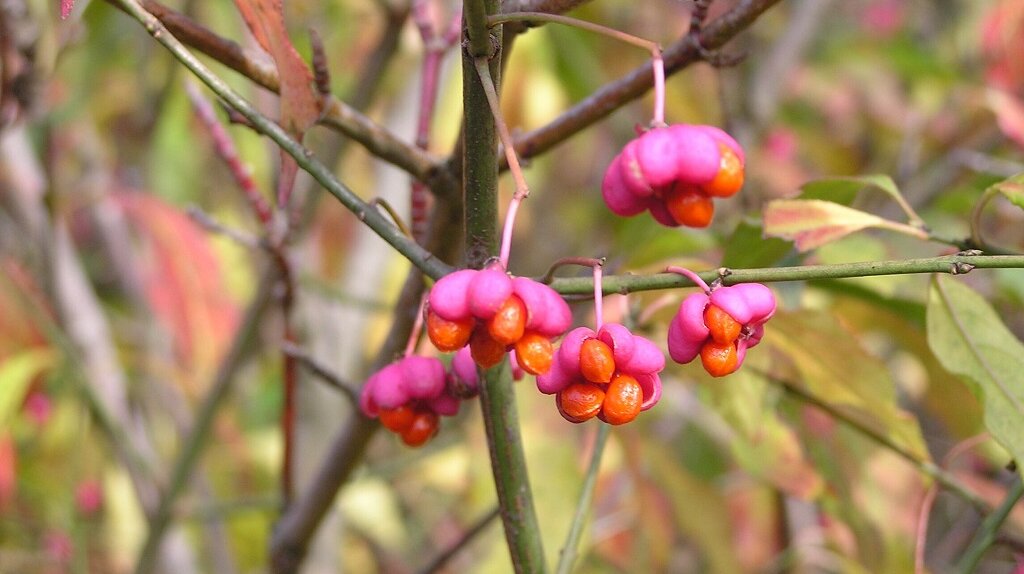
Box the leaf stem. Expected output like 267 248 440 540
593 262 604 330
955 478 1024 574
487 12 665 125
414 506 501 574
664 265 712 293
474 57 531 268
555 423 611 574
549 255 1024 296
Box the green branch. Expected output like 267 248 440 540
547 255 1024 295
555 424 610 574
463 0 547 570
956 478 1024 574
108 0 453 281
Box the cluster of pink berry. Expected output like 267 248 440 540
359 355 464 446
425 263 571 374
538 324 664 425
602 124 745 228
668 283 776 377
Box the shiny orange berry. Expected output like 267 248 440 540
600 373 642 425
556 382 605 423
514 331 553 375
470 328 506 368
487 295 526 346
665 187 714 228
400 410 439 447
379 405 416 433
426 310 474 352
579 338 616 384
703 304 742 345
704 144 744 198
700 341 738 377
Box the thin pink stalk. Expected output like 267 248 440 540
487 12 666 127
185 81 272 225
404 294 429 357
664 265 711 293
593 262 604 329
409 3 462 243
473 58 531 268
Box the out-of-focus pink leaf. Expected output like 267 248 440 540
0 260 51 360
988 89 1024 150
0 434 14 511
233 0 320 205
981 1 1024 91
763 199 927 252
116 193 239 394
60 0 74 19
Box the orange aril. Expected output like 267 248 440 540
700 341 738 377
470 328 506 368
665 187 714 228
514 332 553 375
704 145 744 198
400 410 439 447
600 373 642 425
379 405 416 433
487 295 526 346
703 304 742 345
556 382 605 423
426 310 474 352
579 338 616 384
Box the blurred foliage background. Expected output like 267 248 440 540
2 0 1024 572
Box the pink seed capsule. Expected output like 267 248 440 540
369 364 409 411
429 269 476 321
398 356 446 401
557 327 596 376
468 266 514 320
597 323 636 366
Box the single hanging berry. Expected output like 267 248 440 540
424 263 572 372
537 323 664 425
667 282 776 377
602 124 744 228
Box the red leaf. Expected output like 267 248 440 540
233 0 320 205
116 193 239 394
988 89 1024 150
60 0 74 19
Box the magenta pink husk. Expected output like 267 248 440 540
557 327 595 375
618 139 654 197
429 268 475 321
368 364 408 410
602 155 650 216
398 356 446 400
620 336 665 373
428 394 461 417
468 266 513 319
536 357 575 395
636 372 662 411
667 314 703 364
597 323 636 365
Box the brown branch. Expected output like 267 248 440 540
105 0 444 185
506 0 782 162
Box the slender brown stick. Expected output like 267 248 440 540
414 507 502 574
281 342 360 405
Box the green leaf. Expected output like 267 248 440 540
768 311 931 461
927 275 1024 469
763 199 927 252
0 349 55 426
799 175 900 206
720 219 793 269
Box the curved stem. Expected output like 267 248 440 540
956 478 1024 574
550 255 1024 296
969 187 999 250
487 12 665 125
664 265 712 293
404 295 428 357
555 423 611 574
538 256 607 285
474 57 531 268
593 262 604 330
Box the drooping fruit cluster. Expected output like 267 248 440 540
667 283 776 377
537 323 664 425
426 263 572 374
359 356 462 447
601 124 744 228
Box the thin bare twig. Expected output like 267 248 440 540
281 341 360 405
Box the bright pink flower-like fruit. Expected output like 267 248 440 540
667 283 776 377
602 124 745 228
426 263 572 373
537 323 664 425
360 355 460 447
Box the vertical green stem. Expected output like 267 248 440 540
462 1 546 570
556 423 611 574
955 478 1024 574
